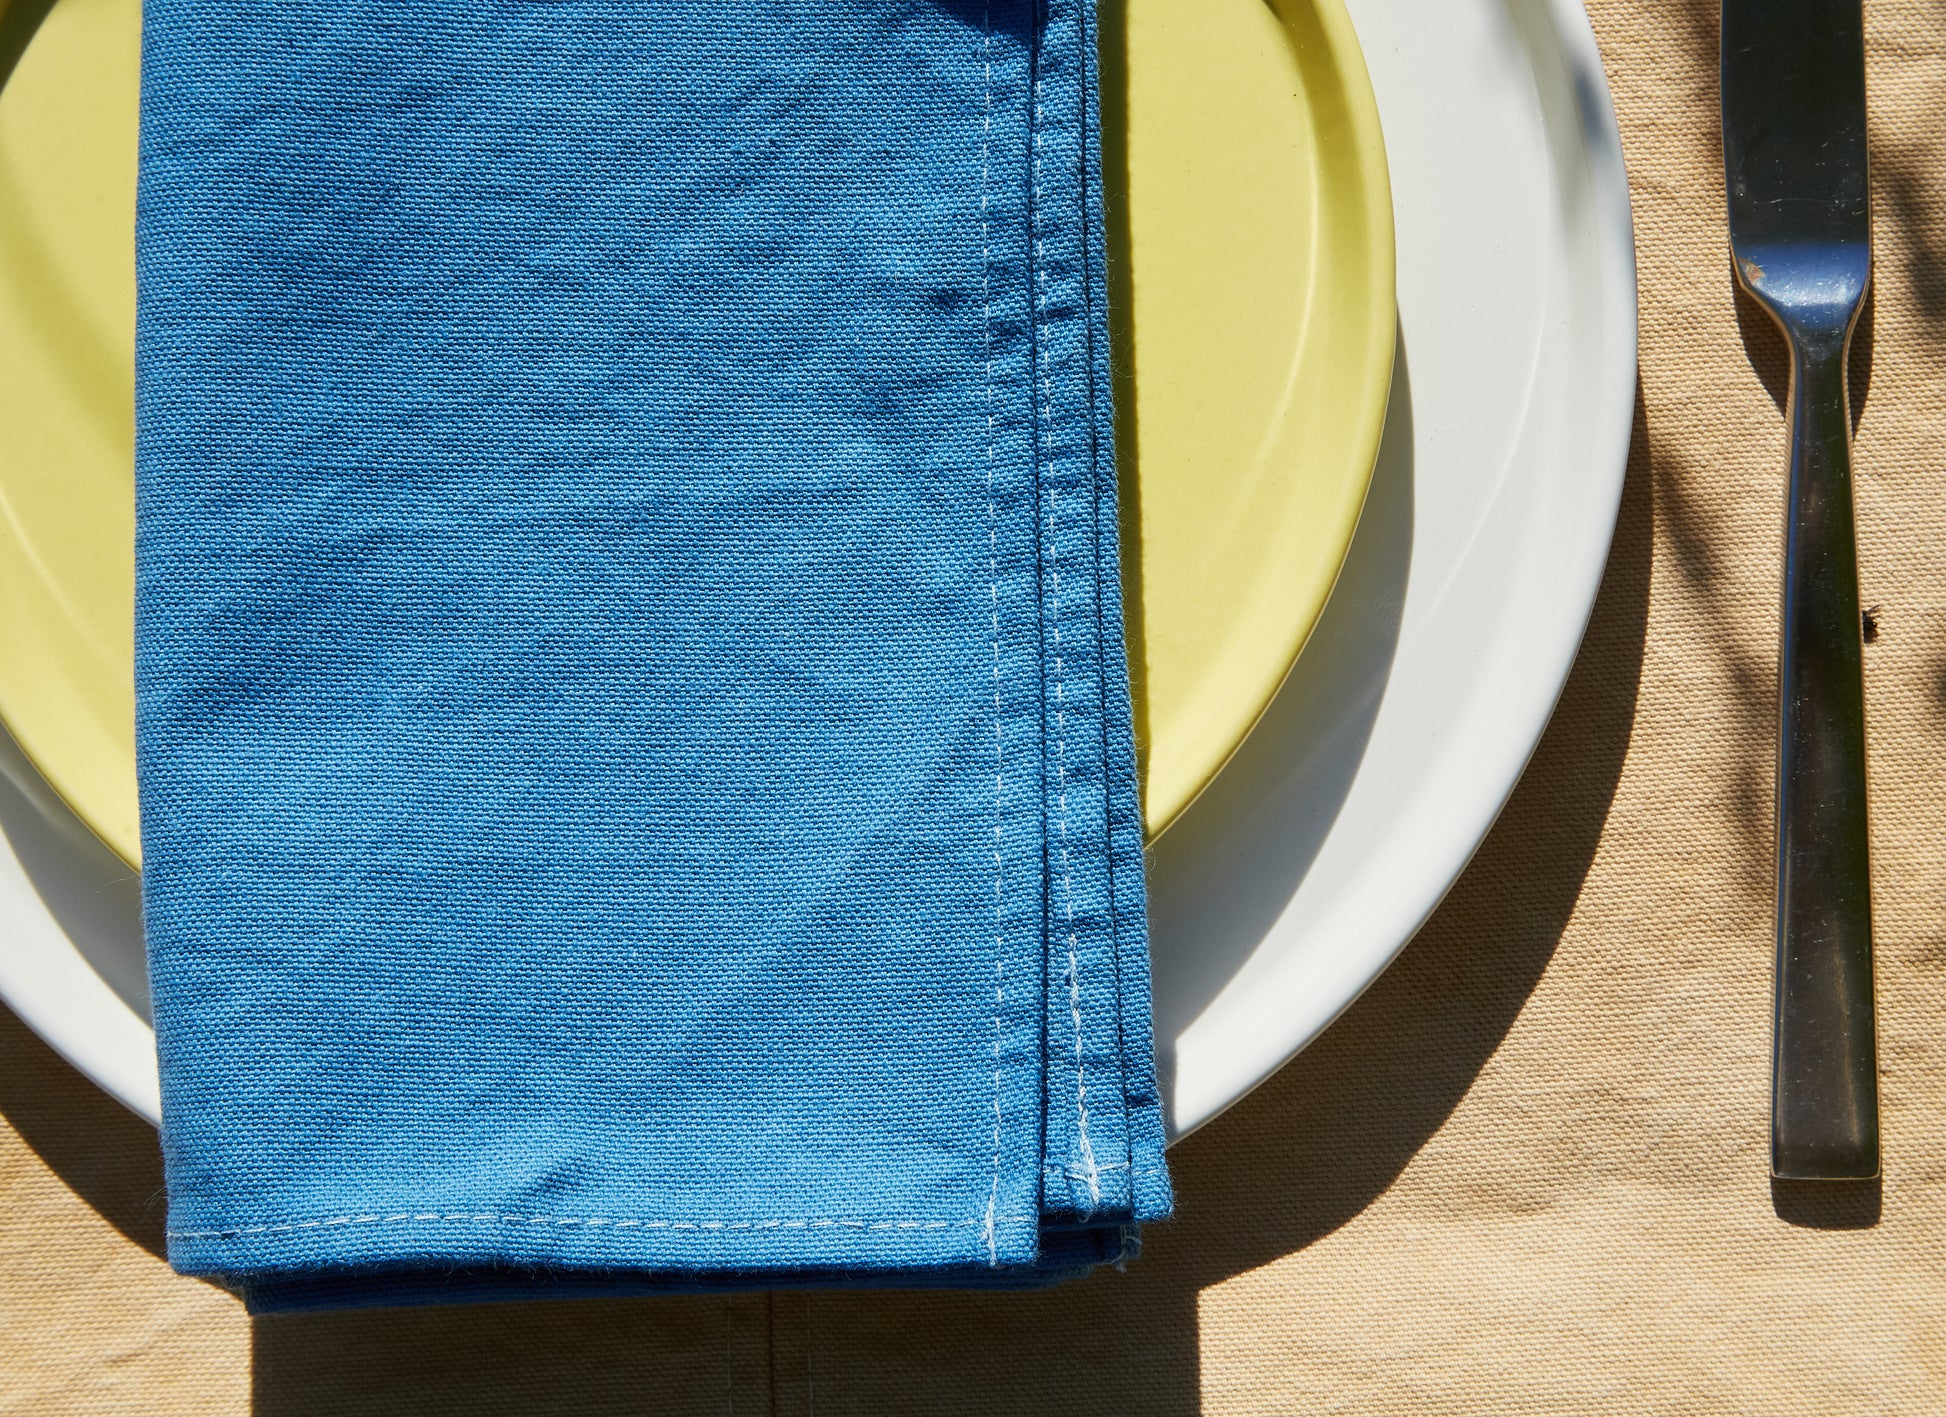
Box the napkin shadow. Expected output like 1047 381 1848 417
0 323 1653 1417
0 719 159 1259
0 1003 167 1255
0 0 58 93
1143 327 1415 1091
0 722 150 1020
242 389 1651 1417
1151 381 1653 1268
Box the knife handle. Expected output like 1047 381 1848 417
1773 323 1879 1180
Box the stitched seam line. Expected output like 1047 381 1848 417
168 1213 1043 1242
979 0 1006 1270
1043 1160 1129 1176
1074 0 1141 1183
1032 18 1100 1212
184 13 1036 1276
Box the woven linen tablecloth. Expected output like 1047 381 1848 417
3 0 1943 1409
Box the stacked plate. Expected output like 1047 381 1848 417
0 0 1634 1135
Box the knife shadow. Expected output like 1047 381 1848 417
1770 1175 1882 1230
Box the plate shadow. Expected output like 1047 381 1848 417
1145 328 1414 1094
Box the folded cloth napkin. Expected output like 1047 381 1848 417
134 0 1170 1311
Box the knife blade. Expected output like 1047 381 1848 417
1722 0 1878 1181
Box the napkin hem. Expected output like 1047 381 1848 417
136 0 1171 1299
167 1213 1038 1242
166 1207 1049 1280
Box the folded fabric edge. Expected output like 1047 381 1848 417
1032 0 1152 1227
238 1225 1142 1314
136 0 1172 1303
1030 0 1172 1227
1079 0 1173 1225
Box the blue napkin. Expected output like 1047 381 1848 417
134 0 1170 1311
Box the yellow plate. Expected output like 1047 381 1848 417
0 0 1392 868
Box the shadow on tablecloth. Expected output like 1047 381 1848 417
0 411 1649 1413
0 0 1675 1402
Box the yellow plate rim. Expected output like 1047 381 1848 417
1136 0 1396 839
0 0 1396 863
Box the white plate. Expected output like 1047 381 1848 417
1150 0 1636 1133
0 0 1635 1133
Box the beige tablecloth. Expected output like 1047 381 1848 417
4 0 1943 1410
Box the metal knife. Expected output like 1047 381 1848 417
1722 0 1878 1180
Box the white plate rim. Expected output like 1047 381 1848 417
1150 0 1638 1136
0 0 1637 1139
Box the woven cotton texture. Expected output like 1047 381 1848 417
131 0 1169 1312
